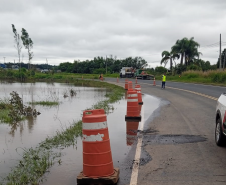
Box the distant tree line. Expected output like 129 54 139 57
58 56 148 74
3 62 55 70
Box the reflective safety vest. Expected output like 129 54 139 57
162 75 166 82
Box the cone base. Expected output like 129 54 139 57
125 115 141 121
138 102 143 105
77 168 120 185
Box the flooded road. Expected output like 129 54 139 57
0 82 161 185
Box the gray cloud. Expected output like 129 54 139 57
0 0 226 68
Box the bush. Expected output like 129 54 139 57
211 72 226 83
187 64 201 71
93 68 106 74
155 66 167 74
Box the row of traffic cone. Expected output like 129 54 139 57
125 80 143 145
77 78 145 183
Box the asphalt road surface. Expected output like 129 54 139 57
105 78 226 185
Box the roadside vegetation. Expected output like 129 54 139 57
29 101 59 106
0 91 40 124
0 80 124 185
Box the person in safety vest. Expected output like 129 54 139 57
162 73 166 89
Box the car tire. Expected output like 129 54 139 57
215 118 226 146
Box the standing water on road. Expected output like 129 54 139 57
0 82 161 185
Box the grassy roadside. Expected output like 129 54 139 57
0 80 124 185
154 70 226 86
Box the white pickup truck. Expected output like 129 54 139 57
215 93 226 146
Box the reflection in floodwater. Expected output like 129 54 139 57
126 121 140 146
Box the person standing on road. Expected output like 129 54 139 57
162 73 166 89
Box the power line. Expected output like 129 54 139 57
200 41 226 48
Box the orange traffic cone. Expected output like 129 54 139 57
135 84 143 105
117 77 119 83
126 121 139 146
77 109 119 184
153 77 156 86
82 109 113 177
125 79 128 90
125 90 141 121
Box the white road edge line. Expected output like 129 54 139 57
130 106 144 185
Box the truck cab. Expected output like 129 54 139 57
120 67 134 78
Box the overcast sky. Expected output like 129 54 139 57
0 0 226 68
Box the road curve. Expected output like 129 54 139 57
105 78 226 185
105 77 225 98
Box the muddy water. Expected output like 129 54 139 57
0 82 161 185
42 94 161 185
0 82 107 178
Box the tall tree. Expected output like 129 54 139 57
21 28 33 70
171 37 201 66
184 37 202 65
171 38 188 65
161 51 180 71
12 24 22 67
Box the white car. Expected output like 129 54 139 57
215 93 226 146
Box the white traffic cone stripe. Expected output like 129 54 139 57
83 121 108 130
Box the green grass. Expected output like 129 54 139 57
0 80 125 185
29 101 59 106
0 109 11 123
154 70 226 86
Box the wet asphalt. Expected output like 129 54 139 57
105 77 226 98
104 78 226 185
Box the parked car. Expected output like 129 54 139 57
215 93 226 146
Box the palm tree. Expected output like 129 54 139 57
171 38 188 65
161 51 170 68
171 37 201 66
161 51 180 71
184 37 202 65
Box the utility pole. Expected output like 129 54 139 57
3 57 5 63
46 58 48 70
220 34 222 69
224 49 226 71
106 55 107 74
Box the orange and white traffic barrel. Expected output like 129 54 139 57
125 90 141 121
135 84 143 105
82 109 114 177
126 121 139 146
125 79 128 90
128 81 133 91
